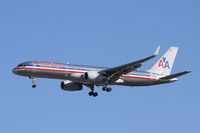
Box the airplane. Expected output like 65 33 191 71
12 46 191 97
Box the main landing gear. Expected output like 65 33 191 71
88 91 98 97
30 77 37 88
88 85 98 97
87 85 112 97
102 86 112 92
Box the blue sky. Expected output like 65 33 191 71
0 0 199 132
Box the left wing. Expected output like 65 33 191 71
99 46 160 83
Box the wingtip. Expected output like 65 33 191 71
186 70 192 73
153 45 160 56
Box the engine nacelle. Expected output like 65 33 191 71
84 71 106 84
61 80 83 91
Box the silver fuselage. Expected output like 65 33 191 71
13 61 176 86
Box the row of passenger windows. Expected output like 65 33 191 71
35 64 87 70
18 64 88 71
38 65 88 71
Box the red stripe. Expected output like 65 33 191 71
122 75 155 80
15 67 155 80
15 67 85 74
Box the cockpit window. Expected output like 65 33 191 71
18 64 25 67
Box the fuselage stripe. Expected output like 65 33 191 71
15 67 156 80
15 67 85 74
121 75 155 80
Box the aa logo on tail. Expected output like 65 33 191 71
158 57 170 69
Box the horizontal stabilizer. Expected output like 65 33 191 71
160 71 191 79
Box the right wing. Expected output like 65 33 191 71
99 46 160 83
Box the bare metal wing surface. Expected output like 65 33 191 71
99 46 160 83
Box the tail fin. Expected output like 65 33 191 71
148 47 178 75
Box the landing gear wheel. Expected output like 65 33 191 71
89 91 94 96
88 91 98 97
102 87 106 91
32 84 36 88
30 77 37 88
106 87 112 92
87 84 98 97
93 92 98 97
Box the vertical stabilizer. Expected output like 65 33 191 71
148 47 178 75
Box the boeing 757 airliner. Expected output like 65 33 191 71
13 46 190 97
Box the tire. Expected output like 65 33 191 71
93 92 98 97
32 84 36 88
107 87 112 92
89 91 93 96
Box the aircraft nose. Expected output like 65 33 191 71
12 68 18 75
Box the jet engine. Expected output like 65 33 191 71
84 71 106 84
61 80 83 91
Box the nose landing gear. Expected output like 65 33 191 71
30 77 36 88
32 84 36 88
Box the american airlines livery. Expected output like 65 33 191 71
13 46 190 97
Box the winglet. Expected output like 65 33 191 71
153 46 160 56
